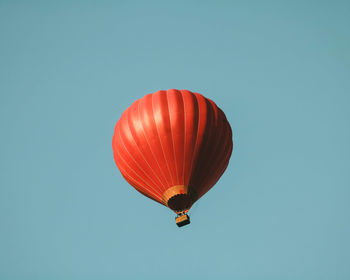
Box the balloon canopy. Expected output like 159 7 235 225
112 89 233 226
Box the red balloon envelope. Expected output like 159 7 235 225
112 89 233 226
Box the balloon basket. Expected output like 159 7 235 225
175 214 190 227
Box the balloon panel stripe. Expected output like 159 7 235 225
138 95 171 188
167 90 179 184
117 125 163 195
126 102 166 189
151 92 174 187
115 150 162 200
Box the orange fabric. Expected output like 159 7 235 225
112 89 233 209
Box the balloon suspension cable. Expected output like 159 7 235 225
176 210 188 216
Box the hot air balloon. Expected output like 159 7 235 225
112 89 233 227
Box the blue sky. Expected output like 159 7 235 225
1 1 350 279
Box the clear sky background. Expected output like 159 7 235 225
1 1 350 279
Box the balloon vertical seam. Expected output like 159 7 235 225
181 90 186 186
117 127 163 197
166 91 179 185
114 149 162 200
187 93 201 188
137 97 170 188
126 104 166 192
151 93 174 186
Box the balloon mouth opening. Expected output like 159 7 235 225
167 194 192 212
